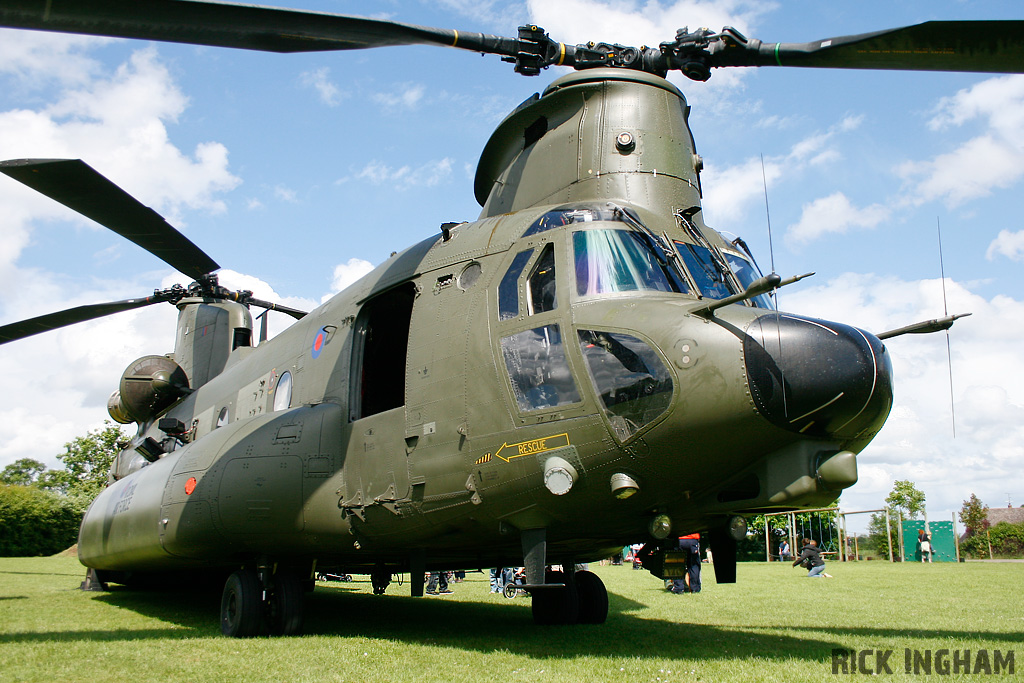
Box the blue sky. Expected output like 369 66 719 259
1 0 1022 531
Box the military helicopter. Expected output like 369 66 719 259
1 0 1021 637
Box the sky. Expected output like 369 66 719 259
1 0 1022 534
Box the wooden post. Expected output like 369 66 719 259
885 511 894 563
764 515 771 563
987 528 994 560
952 512 960 562
897 511 905 562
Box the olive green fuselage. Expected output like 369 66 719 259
80 69 889 576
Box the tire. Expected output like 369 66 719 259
531 570 579 626
575 570 608 624
266 570 304 636
221 569 262 638
503 582 517 599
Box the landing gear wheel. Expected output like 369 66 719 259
266 571 305 636
371 569 390 595
221 569 262 637
531 569 579 625
575 570 608 624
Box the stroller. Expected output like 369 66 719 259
501 567 526 598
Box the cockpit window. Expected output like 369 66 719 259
527 243 557 314
523 206 625 237
574 229 689 297
675 241 736 300
722 251 774 309
578 329 674 440
501 324 581 412
498 248 534 320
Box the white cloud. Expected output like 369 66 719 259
986 229 1024 262
323 258 376 302
896 74 1024 208
372 83 426 110
300 67 345 107
0 30 109 86
784 192 890 246
337 157 454 189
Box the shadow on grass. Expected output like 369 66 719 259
0 584 838 663
5 581 1016 662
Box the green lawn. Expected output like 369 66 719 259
0 556 1020 682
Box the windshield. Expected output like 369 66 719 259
574 229 689 297
675 241 735 300
723 252 774 309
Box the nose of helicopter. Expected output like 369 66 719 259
743 313 893 441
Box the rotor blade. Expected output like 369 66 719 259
247 298 307 321
0 0 520 58
0 294 168 346
0 159 219 280
713 21 1024 73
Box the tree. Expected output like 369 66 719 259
54 420 127 505
0 458 48 486
885 479 926 519
959 493 989 536
867 510 896 559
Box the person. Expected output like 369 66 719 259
778 539 791 562
792 538 832 578
425 571 453 595
918 529 933 563
669 533 702 593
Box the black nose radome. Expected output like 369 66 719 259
743 314 893 441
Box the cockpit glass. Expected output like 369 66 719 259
723 252 774 309
675 241 736 300
501 324 581 412
523 206 625 237
498 248 534 320
574 229 688 297
578 329 674 440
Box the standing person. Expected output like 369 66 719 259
792 539 832 578
425 571 453 595
778 539 791 562
918 529 933 563
669 533 702 593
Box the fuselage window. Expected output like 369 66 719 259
527 243 557 314
574 229 687 296
675 240 736 300
578 329 674 441
501 324 581 412
273 371 292 412
498 249 534 320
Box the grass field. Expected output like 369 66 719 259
1 556 1021 682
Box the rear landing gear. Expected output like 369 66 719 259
220 566 307 637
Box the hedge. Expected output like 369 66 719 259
0 484 82 556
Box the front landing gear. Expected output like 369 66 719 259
220 566 306 637
520 526 608 625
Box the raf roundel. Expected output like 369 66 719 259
311 327 329 359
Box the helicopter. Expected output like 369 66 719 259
1 0 1021 637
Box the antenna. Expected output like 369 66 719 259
937 218 957 438
761 153 786 418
